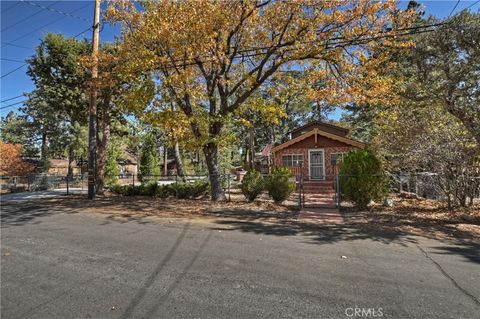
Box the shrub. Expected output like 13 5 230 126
240 170 264 201
110 180 210 199
168 180 210 199
265 167 295 203
339 149 388 209
31 175 54 191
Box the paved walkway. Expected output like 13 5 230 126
298 207 344 224
1 188 86 202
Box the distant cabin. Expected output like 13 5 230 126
271 121 364 180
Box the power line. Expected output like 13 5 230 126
1 95 24 103
73 26 94 39
1 24 96 79
130 22 447 71
448 0 461 18
1 42 32 50
0 64 27 79
22 0 91 23
4 2 93 45
465 0 480 10
0 21 451 111
0 58 25 63
1 1 61 33
0 100 27 110
1 1 21 14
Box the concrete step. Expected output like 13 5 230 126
302 189 335 193
302 182 334 188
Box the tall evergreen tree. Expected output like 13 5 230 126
139 134 160 182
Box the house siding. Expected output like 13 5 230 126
273 135 355 180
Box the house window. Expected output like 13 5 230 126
282 154 304 167
331 153 346 166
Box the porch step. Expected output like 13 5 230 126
302 186 334 191
303 181 334 185
302 189 335 194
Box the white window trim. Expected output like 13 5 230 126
282 154 304 167
308 149 325 180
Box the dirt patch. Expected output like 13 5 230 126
342 194 480 241
1 193 298 223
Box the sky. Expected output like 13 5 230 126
1 0 479 120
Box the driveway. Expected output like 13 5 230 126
1 198 479 318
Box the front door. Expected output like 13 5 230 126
309 149 325 180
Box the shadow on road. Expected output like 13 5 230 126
1 195 478 266
120 222 191 318
430 242 480 264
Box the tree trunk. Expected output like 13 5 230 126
163 145 168 176
174 141 186 181
40 132 49 172
41 132 48 160
249 128 254 170
203 142 226 201
95 98 111 194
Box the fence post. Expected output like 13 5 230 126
298 173 303 208
132 174 135 187
175 175 178 199
414 174 418 196
407 173 411 193
335 174 340 208
66 175 69 195
227 173 231 202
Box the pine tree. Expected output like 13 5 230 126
139 135 160 183
104 142 120 187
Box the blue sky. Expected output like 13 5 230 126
1 0 479 119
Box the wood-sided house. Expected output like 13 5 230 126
271 121 364 181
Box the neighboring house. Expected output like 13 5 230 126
118 156 138 175
271 121 364 180
48 159 82 175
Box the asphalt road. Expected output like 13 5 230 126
1 199 479 319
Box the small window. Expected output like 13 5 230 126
331 153 345 166
282 154 304 167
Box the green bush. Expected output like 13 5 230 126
265 167 295 203
168 180 210 199
240 170 264 201
339 149 388 209
109 180 209 199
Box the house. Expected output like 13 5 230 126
271 121 364 181
118 156 138 176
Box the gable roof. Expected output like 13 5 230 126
272 127 364 152
290 121 349 136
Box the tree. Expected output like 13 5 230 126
104 140 121 187
0 111 37 157
80 45 155 193
413 12 480 147
0 143 34 176
24 33 90 171
367 10 480 208
139 134 160 183
108 0 413 200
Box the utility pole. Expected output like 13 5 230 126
88 0 101 200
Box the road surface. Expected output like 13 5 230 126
1 199 479 318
